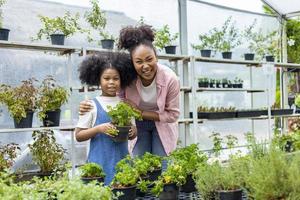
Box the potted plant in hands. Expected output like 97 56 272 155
33 11 83 45
151 164 186 200
0 78 38 128
0 0 9 40
80 162 105 184
37 76 69 127
111 160 139 200
23 129 65 180
169 144 208 193
154 25 179 54
106 102 142 142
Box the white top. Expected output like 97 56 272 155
139 78 158 111
76 96 121 128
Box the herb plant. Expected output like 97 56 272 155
80 162 105 178
154 25 179 50
0 143 20 172
28 129 66 173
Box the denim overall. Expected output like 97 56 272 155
87 98 128 185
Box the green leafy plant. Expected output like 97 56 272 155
80 162 105 178
195 161 243 200
151 164 186 197
37 76 69 120
0 0 6 28
209 132 223 157
191 29 219 51
154 25 179 50
295 94 300 107
0 143 20 172
107 102 142 127
0 78 38 123
33 11 84 41
28 129 66 173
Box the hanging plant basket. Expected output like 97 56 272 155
0 28 10 41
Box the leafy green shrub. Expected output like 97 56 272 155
0 78 38 123
80 162 105 178
33 11 84 41
154 25 179 50
37 76 69 120
0 143 20 172
112 158 139 187
28 129 66 173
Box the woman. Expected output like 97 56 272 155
80 25 180 158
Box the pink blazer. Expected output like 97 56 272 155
124 63 180 155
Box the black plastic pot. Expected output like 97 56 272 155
147 168 162 181
14 111 34 128
43 109 61 127
165 45 176 54
112 126 130 142
215 189 243 200
101 39 114 49
136 188 147 197
159 183 179 200
0 28 10 40
271 109 293 116
265 55 275 62
222 52 232 59
206 112 236 119
236 110 265 118
244 53 255 61
81 177 104 184
216 82 221 88
201 49 211 57
222 83 228 88
190 112 209 119
15 171 52 182
237 83 243 88
285 141 293 152
232 84 239 88
180 174 196 193
198 82 209 88
209 82 215 88
50 34 65 45
112 185 136 200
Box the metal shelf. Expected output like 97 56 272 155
194 56 262 66
196 88 265 93
0 40 80 55
0 126 75 133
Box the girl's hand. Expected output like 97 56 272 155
79 100 93 115
97 123 117 137
128 126 137 140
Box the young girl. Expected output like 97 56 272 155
75 52 137 185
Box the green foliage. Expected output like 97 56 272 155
0 143 20 172
80 162 105 178
195 162 242 199
191 30 218 51
112 158 139 187
209 132 223 157
295 94 300 107
244 132 267 159
0 0 6 28
0 78 38 123
273 130 300 152
287 18 300 63
169 144 208 175
37 76 69 120
151 164 186 197
28 129 66 173
33 11 83 41
137 179 151 193
107 102 142 126
154 25 179 50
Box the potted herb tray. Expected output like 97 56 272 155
206 111 236 119
236 110 267 118
271 109 293 116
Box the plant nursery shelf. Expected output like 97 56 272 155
0 40 80 54
0 126 75 133
196 88 265 93
194 56 262 66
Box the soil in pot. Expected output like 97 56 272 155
112 185 136 200
159 183 179 200
14 111 34 128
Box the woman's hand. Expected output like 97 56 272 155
79 100 93 115
128 126 137 140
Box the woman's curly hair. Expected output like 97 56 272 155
118 25 156 53
78 52 137 89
